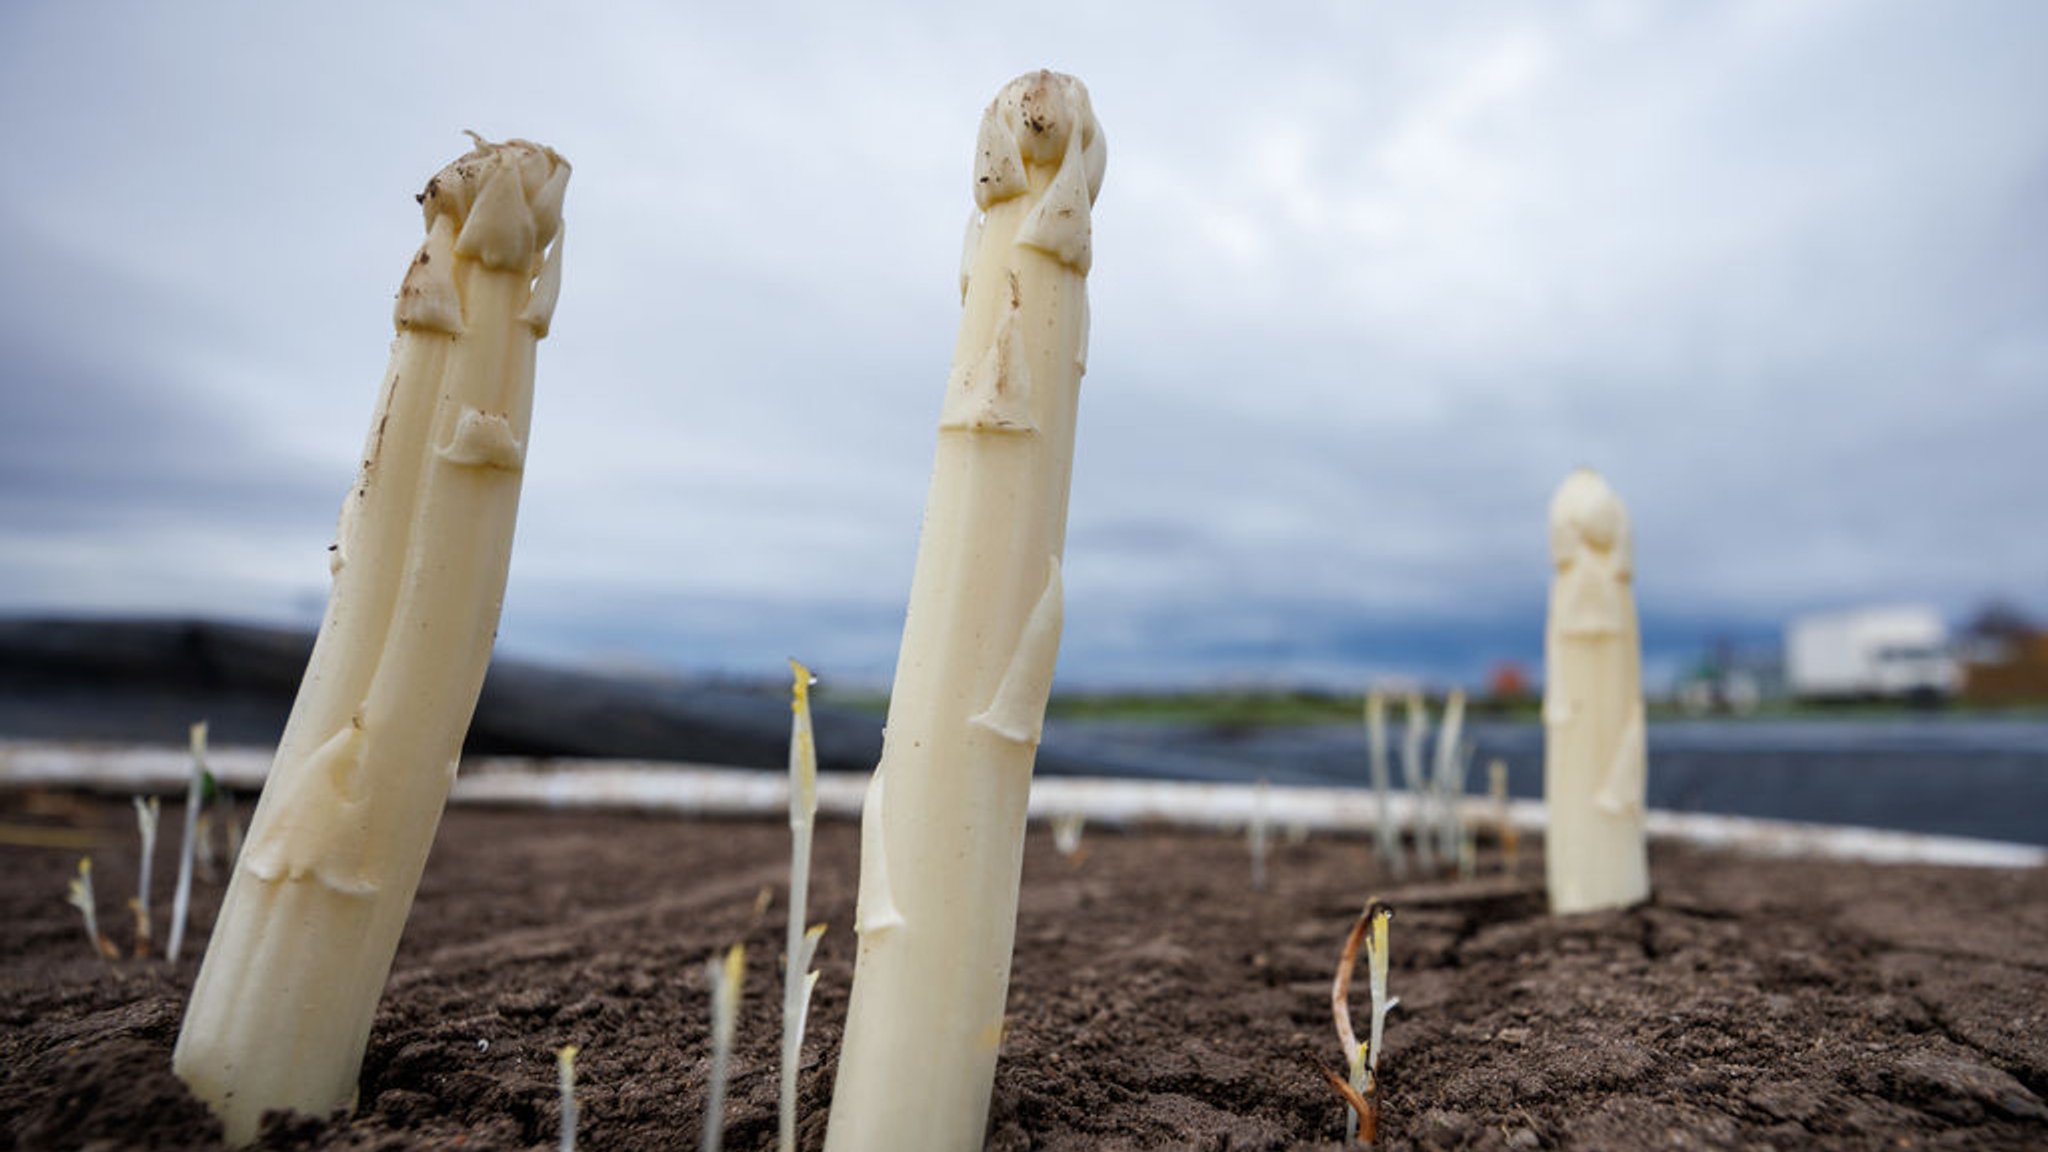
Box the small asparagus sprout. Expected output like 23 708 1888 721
1050 812 1088 861
1400 692 1435 873
194 790 245 881
194 811 217 883
1249 776 1272 892
176 135 570 1145
1432 689 1467 872
1329 901 1398 1143
195 760 227 882
219 788 242 870
130 795 161 957
556 1044 579 1152
781 660 825 1152
66 857 118 961
168 722 208 963
1488 759 1518 873
1365 690 1403 878
1445 740 1476 881
704 943 745 1152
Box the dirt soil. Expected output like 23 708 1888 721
3 789 2046 1150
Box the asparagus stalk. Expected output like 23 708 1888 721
556 1044 580 1152
1432 688 1466 871
1050 811 1088 860
1329 901 1397 1144
1457 790 1478 880
65 856 118 961
195 809 217 883
167 722 207 962
780 660 824 1152
1488 758 1518 873
130 795 160 957
174 135 569 1144
826 70 1105 1152
704 943 745 1152
1542 468 1650 914
1365 689 1403 877
1361 902 1397 1143
218 785 242 871
1399 691 1435 873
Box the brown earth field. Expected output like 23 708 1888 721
3 788 2046 1150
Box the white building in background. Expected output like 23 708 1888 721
1785 605 1958 701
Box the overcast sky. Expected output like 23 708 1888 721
1 1 2043 689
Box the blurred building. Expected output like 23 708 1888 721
1676 639 1785 715
1784 606 1956 703
1957 603 2048 707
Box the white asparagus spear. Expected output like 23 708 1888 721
167 721 207 962
174 135 568 1145
825 70 1105 1152
1542 467 1650 914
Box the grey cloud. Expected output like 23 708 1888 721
0 220 339 541
2 1 2044 690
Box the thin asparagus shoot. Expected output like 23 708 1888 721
1329 901 1398 1143
704 943 745 1152
218 786 242 871
1489 759 1519 872
65 857 117 961
1050 812 1088 861
1366 690 1403 877
1250 775 1272 892
1445 740 1476 881
168 722 208 962
1363 902 1397 1140
556 1044 579 1152
1458 742 1480 878
1400 692 1435 873
195 810 217 883
130 795 161 958
781 660 825 1152
1432 689 1466 870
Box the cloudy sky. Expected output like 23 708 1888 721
1 1 2043 689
